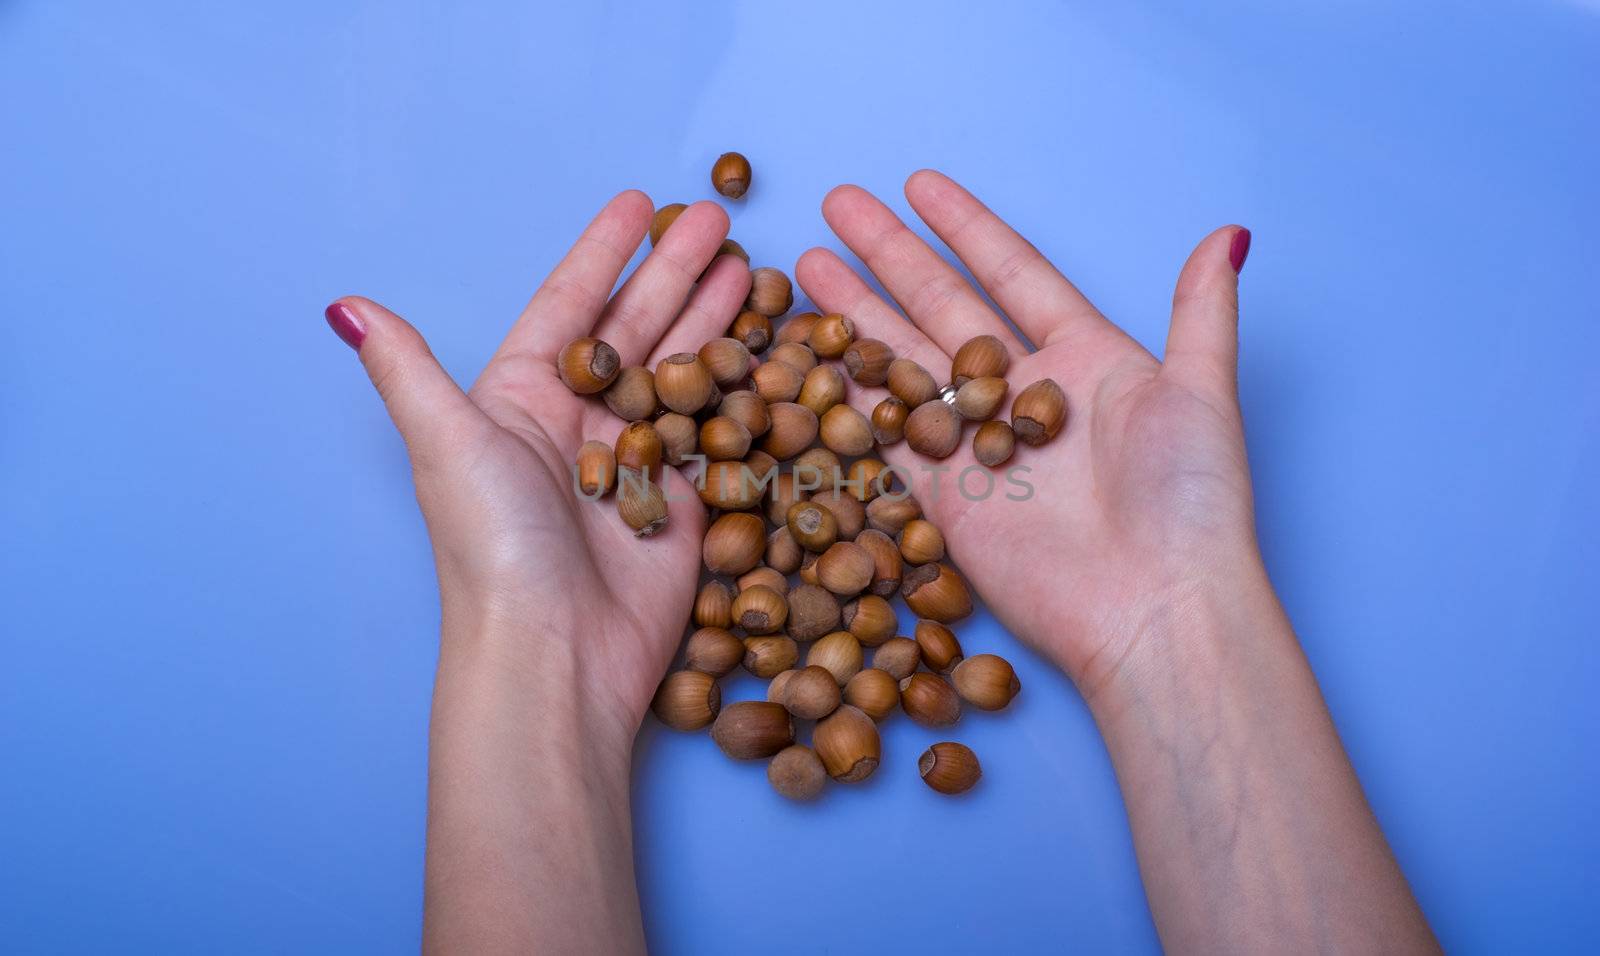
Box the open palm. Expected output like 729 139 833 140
793 171 1256 698
332 193 749 738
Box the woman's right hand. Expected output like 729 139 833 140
795 169 1260 703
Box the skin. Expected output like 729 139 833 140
330 172 1438 954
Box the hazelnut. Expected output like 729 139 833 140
616 469 667 536
813 705 880 782
699 416 752 461
769 342 819 375
760 402 819 460
768 744 826 800
809 489 865 540
899 672 961 727
719 390 770 438
743 635 799 677
897 519 946 565
766 526 803 575
693 581 735 629
746 267 793 317
844 668 900 721
729 309 772 353
711 701 794 759
698 337 753 388
698 460 765 511
614 421 663 478
602 366 657 421
557 337 621 394
953 376 1008 421
973 420 1015 467
900 563 973 622
846 459 891 503
807 630 864 686
787 500 839 553
873 637 922 681
819 405 875 457
766 669 799 703
887 358 939 408
718 238 749 263
575 440 616 498
734 586 790 636
843 338 895 385
752 360 805 404
808 313 855 359
951 334 1010 386
775 312 821 347
711 151 752 199
816 541 874 597
649 203 686 245
782 665 842 719
785 583 842 642
653 413 698 466
914 619 964 674
739 566 789 596
798 552 820 587
919 741 981 795
703 512 766 576
655 353 715 415
841 594 898 647
854 530 904 597
865 494 922 535
905 400 963 459
797 365 846 418
952 654 1022 711
792 448 842 490
684 626 745 677
651 670 720 731
765 472 805 525
1011 378 1067 445
871 397 909 445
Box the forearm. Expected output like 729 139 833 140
1085 567 1437 954
423 610 645 956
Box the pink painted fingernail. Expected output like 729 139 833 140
324 301 366 351
1229 228 1252 274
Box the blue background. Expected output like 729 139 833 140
2 1 1595 952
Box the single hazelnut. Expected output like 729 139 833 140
616 468 667 536
655 353 715 415
775 312 821 347
873 637 922 681
649 203 686 245
871 396 909 445
973 420 1015 467
900 563 973 622
699 416 753 462
576 440 616 498
698 460 764 511
729 309 772 353
558 337 621 394
905 400 963 458
797 365 846 418
865 494 922 535
602 366 657 421
843 338 895 386
765 526 803 575
651 670 720 731
787 500 839 553
711 151 752 199
1011 378 1067 445
841 594 898 647
653 413 698 466
768 744 826 800
760 402 819 460
897 519 946 565
919 741 981 794
951 334 1010 385
782 665 842 720
900 672 961 727
808 313 855 359
743 635 799 677
953 376 1008 421
710 701 794 759
614 421 663 478
769 342 819 375
703 512 766 576
854 529 904 597
914 619 964 674
693 580 735 629
816 541 875 597
734 586 790 636
813 705 880 782
844 668 900 721
698 337 752 388
819 405 875 457
738 566 789 596
887 358 939 408
807 630 864 686
952 654 1022 711
752 360 805 404
785 583 842 642
718 390 770 438
746 267 794 317
684 626 745 677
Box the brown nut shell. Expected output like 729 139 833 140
649 203 686 245
655 353 715 414
739 566 789 596
781 665 842 719
819 404 875 457
871 396 909 445
711 151 752 199
693 581 735 629
699 460 766 511
653 412 698 466
797 365 846 418
603 367 657 421
914 619 964 673
711 700 794 759
854 529 904 596
873 637 922 681
765 472 805 526
734 586 790 636
616 469 667 536
812 705 880 782
973 420 1016 467
746 267 793 317
729 309 772 353
743 635 799 677
806 630 864 686
576 440 616 498
703 512 766 576
558 337 621 394
866 494 922 535
785 583 842 642
906 400 963 459
808 313 856 359
768 342 818 375
615 421 664 478
951 334 1010 386
897 519 946 566
766 669 800 703
698 337 753 388
899 672 962 727
816 541 874 597
765 526 803 575
842 594 898 647
787 500 839 553
844 668 900 720
718 390 770 438
768 744 826 800
951 654 1022 711
775 312 821 347
953 376 1008 421
843 338 894 386
887 358 939 408
760 403 819 460
809 489 865 540
900 563 973 622
652 670 721 731
919 741 982 794
699 416 752 461
684 626 745 677
1011 378 1067 445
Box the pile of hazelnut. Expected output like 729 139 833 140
559 153 1065 799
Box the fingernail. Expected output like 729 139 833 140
1229 228 1252 275
324 302 366 351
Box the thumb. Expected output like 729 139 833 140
324 296 480 457
1162 225 1251 393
